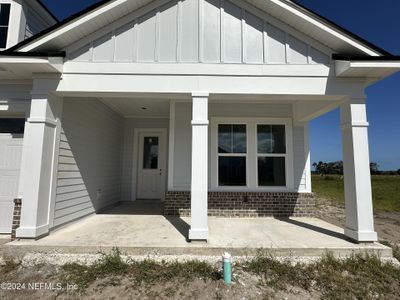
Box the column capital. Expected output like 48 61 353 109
340 121 369 130
192 92 209 98
30 91 50 99
345 97 367 104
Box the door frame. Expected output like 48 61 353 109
132 128 168 202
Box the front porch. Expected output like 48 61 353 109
10 89 378 244
6 202 391 257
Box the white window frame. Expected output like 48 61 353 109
216 123 249 188
210 117 294 191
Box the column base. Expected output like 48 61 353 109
189 228 209 241
16 224 49 239
344 227 378 242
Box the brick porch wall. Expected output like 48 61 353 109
164 191 315 217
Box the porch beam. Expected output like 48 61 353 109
340 98 377 242
189 92 209 241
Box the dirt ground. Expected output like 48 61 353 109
0 263 318 300
315 197 400 244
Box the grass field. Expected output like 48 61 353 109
312 175 400 212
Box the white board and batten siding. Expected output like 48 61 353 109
171 102 310 191
53 99 123 228
67 0 330 65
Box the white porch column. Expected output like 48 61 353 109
189 92 209 241
340 98 377 242
16 80 62 238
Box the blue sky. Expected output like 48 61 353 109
41 0 400 170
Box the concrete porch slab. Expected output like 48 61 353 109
1 203 392 258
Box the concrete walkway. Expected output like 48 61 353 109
2 203 392 257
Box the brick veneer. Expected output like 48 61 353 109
164 191 315 217
11 197 22 241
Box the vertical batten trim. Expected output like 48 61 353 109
111 30 117 62
88 42 94 62
132 20 138 62
285 32 289 64
198 0 204 63
307 44 311 64
241 8 246 63
155 8 161 62
176 0 182 62
168 100 176 189
220 0 225 63
263 21 268 64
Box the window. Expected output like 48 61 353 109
0 118 25 134
257 125 286 186
0 4 10 49
218 124 247 186
143 137 158 169
212 118 291 190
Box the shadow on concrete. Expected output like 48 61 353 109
165 216 190 241
278 218 353 242
99 200 164 215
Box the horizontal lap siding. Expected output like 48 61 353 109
53 99 123 228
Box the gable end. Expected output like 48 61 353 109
66 0 331 65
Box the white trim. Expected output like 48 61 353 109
132 128 168 201
284 32 289 64
198 0 204 63
15 0 384 58
241 8 246 63
167 100 175 189
27 117 57 126
16 224 49 238
230 0 333 56
210 117 294 191
155 8 160 62
262 21 267 64
192 91 210 98
48 103 63 228
220 0 225 63
273 0 381 56
303 122 311 192
176 0 182 62
63 62 332 77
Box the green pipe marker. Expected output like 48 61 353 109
223 252 232 284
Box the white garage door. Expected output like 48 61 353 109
0 118 24 233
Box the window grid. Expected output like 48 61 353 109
0 4 10 49
217 124 248 187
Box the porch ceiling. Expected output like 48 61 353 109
99 97 170 118
94 94 343 121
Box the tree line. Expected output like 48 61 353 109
312 161 400 175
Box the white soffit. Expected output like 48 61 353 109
335 60 400 79
14 0 387 56
0 57 63 80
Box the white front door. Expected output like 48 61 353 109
0 119 24 233
137 131 167 200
